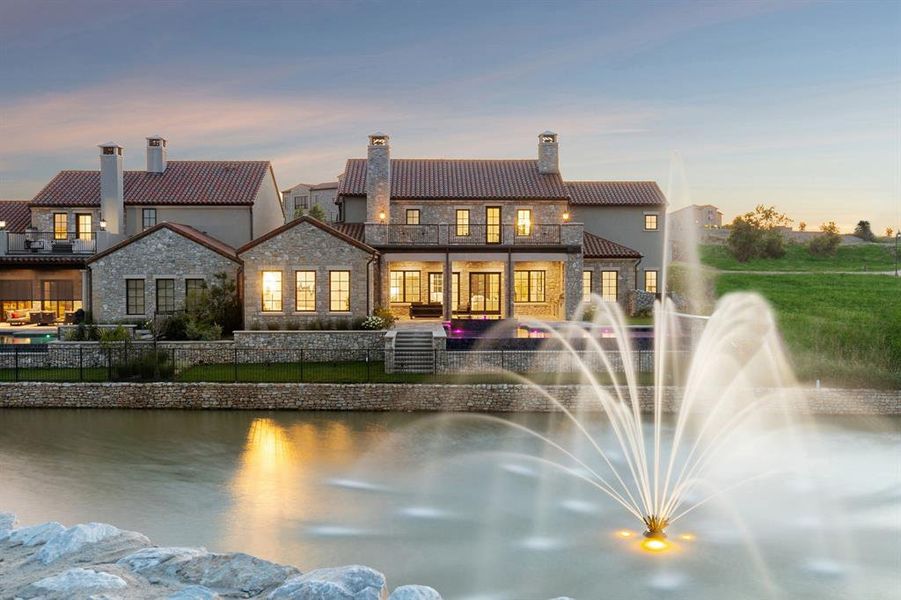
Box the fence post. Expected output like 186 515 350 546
233 346 238 383
14 346 19 382
107 347 112 381
501 349 506 371
79 345 84 382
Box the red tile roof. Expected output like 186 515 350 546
87 222 240 264
582 232 642 259
310 181 339 190
31 161 270 208
338 159 569 200
331 222 364 242
0 201 31 233
566 181 666 206
0 255 89 266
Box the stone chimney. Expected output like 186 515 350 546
146 135 167 173
366 132 390 223
537 131 559 174
99 142 124 235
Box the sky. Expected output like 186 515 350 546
0 0 899 232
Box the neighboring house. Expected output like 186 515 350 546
281 181 339 222
669 204 723 232
86 223 241 323
0 137 283 323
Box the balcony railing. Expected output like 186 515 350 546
380 223 576 247
6 232 98 255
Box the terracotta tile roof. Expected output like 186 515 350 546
582 231 642 259
338 159 569 200
310 181 339 190
0 200 31 233
0 255 88 266
566 181 666 206
331 222 364 242
87 222 240 265
31 161 270 207
237 216 377 255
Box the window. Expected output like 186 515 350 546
295 271 316 312
428 272 443 303
76 214 92 241
601 271 618 302
486 207 501 243
405 209 420 225
514 270 545 303
53 213 68 240
185 279 205 311
41 280 74 318
455 209 470 236
645 270 658 294
516 209 532 236
143 208 157 230
155 279 175 314
329 271 350 311
644 214 658 231
582 271 592 302
295 195 309 210
126 279 145 315
452 272 460 310
389 270 421 303
261 271 283 312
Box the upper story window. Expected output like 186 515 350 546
295 195 310 210
406 209 420 225
644 214 658 231
455 209 470 236
486 207 501 243
516 209 532 236
53 213 68 240
143 208 157 230
76 214 92 241
261 271 283 312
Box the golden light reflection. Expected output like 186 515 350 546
678 533 696 542
616 529 635 538
640 537 671 553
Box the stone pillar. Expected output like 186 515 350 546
563 252 583 320
443 253 452 320
81 269 92 314
504 253 514 319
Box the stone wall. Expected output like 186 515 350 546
0 382 896 414
233 330 385 350
582 258 639 307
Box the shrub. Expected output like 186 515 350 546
373 307 397 327
99 325 130 343
113 349 173 381
285 320 301 331
726 205 791 262
853 220 876 242
266 321 282 331
726 218 761 262
809 222 841 257
761 231 786 259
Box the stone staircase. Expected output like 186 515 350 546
392 329 435 373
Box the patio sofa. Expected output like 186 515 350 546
409 303 443 319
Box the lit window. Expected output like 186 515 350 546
295 271 316 312
406 209 420 225
645 270 658 294
601 271 618 302
329 271 350 311
486 207 501 243
644 214 658 231
53 213 68 240
582 270 592 302
76 214 92 241
143 208 157 230
428 272 443 303
389 270 420 303
514 270 545 303
126 279 145 315
156 279 175 314
451 272 460 310
455 209 470 237
261 271 283 312
516 209 532 236
185 279 205 311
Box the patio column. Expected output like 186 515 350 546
81 269 92 314
443 253 452 320
504 253 514 319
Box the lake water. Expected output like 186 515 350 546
0 409 898 599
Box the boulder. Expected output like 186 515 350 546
168 584 222 600
269 565 387 600
389 585 442 600
119 547 297 596
35 522 150 565
19 567 127 598
7 521 66 547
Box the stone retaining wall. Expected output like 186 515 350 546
0 382 896 414
233 330 385 350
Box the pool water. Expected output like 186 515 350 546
0 332 56 345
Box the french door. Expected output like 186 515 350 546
469 272 501 314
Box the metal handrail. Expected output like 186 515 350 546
7 231 98 254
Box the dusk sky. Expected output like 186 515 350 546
1 0 899 231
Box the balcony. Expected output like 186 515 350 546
368 223 583 248
2 232 98 255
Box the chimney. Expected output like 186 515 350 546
537 131 559 174
146 135 167 173
99 142 124 235
366 132 390 223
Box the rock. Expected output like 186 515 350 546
120 547 297 596
168 584 222 599
35 522 150 565
269 565 387 600
19 567 127 598
7 521 67 547
389 584 442 600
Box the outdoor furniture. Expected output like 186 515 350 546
409 302 443 319
51 241 73 253
29 311 55 326
6 310 30 325
64 311 79 324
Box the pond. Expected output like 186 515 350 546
0 409 897 599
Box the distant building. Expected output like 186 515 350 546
669 204 723 232
281 181 339 222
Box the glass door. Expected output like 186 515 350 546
469 272 501 314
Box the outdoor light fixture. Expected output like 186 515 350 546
562 211 570 222
99 219 108 230
379 211 386 222
0 220 6 230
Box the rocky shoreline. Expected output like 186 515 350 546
0 512 445 600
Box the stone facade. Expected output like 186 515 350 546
88 227 240 323
582 258 639 307
239 219 377 327
29 207 102 237
0 382 896 414
233 330 385 350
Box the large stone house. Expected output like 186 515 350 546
0 137 283 323
281 181 339 222
242 132 665 324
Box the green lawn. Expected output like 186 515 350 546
716 273 901 389
0 367 108 382
701 243 897 272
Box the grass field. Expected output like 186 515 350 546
701 242 897 272
716 273 901 389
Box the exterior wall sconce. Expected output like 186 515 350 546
99 219 108 230
562 211 571 222
0 220 6 230
379 211 386 223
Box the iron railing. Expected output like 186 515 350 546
383 224 564 246
7 232 98 254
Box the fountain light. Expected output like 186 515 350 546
678 533 696 542
616 530 635 538
640 536 671 553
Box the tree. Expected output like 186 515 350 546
887 227 895 238
853 220 876 242
743 205 792 230
798 221 807 232
308 204 326 221
725 205 791 262
726 218 760 262
809 222 841 257
292 207 305 220
190 272 242 335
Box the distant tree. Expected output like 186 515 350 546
809 222 842 257
293 207 305 219
853 220 876 242
887 227 895 238
308 204 326 221
798 221 807 232
743 205 792 231
725 205 790 262
726 218 760 262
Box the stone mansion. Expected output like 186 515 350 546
0 132 665 326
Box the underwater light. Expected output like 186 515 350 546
640 536 670 553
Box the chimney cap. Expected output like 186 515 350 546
369 132 389 146
98 141 123 149
146 134 166 141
